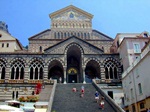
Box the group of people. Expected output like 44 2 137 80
95 91 105 110
72 86 104 110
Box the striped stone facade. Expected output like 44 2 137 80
0 5 122 101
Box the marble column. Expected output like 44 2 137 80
5 64 10 83
100 64 105 83
82 66 86 84
24 65 29 83
63 66 67 84
43 66 48 83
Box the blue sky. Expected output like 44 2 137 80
0 0 150 46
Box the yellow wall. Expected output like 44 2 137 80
124 97 150 112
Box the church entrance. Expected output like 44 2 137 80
66 44 82 83
67 67 78 83
68 74 77 83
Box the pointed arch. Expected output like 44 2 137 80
64 43 84 55
84 58 101 83
10 58 25 80
29 57 44 80
0 58 7 79
103 57 120 80
47 58 64 82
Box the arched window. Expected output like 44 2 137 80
114 67 118 79
30 67 33 79
1 67 5 79
2 43 4 47
11 67 15 79
0 60 6 79
88 33 90 39
29 59 44 80
39 46 42 52
61 32 63 39
16 91 18 99
11 60 25 80
102 46 104 50
105 68 109 79
104 59 119 80
84 33 86 39
58 32 60 39
40 67 43 79
81 33 83 38
54 32 57 38
64 32 67 38
78 33 80 37
35 67 38 79
68 32 70 37
12 91 15 99
110 67 113 79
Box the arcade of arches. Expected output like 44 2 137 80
0 44 122 84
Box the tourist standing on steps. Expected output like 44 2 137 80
81 85 84 97
95 91 99 103
99 97 105 110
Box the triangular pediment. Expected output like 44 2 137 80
44 36 103 54
49 5 93 21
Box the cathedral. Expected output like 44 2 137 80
0 5 122 101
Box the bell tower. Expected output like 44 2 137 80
49 5 93 39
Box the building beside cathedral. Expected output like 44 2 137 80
0 5 150 111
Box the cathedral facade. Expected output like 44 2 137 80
0 5 122 100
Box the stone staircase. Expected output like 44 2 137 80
39 85 53 101
51 83 116 112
